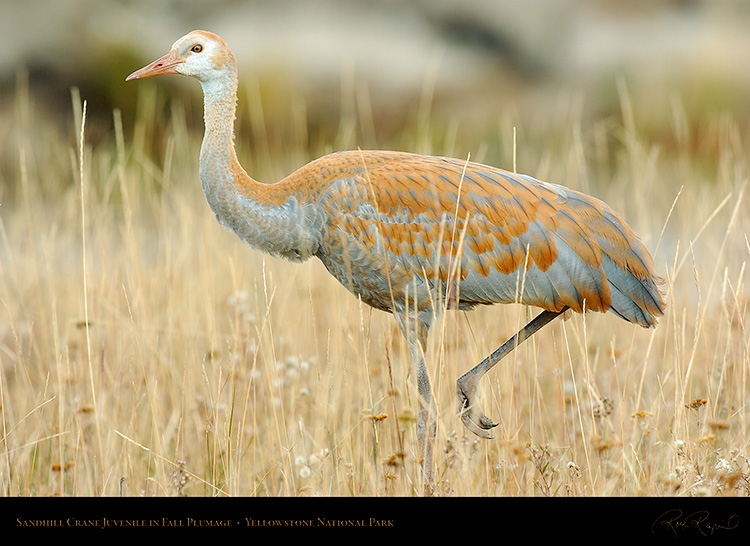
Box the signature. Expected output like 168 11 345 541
652 509 740 537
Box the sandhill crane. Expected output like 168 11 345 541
127 30 665 494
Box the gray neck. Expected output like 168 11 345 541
197 73 320 262
198 74 239 206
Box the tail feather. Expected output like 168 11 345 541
601 252 665 327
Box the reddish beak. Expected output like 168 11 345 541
126 52 184 81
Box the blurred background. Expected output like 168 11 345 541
3 0 750 152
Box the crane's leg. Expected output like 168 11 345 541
396 312 435 496
413 341 435 495
456 306 569 438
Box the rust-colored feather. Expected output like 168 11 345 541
268 150 664 326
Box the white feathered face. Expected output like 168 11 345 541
126 31 234 83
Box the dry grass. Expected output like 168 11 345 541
0 73 748 498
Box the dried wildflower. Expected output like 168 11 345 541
383 452 405 468
226 291 257 323
169 460 189 496
709 420 729 431
592 396 614 418
527 444 556 497
668 464 689 481
685 398 707 410
226 290 249 308
715 458 733 473
274 354 311 389
293 454 312 478
444 431 458 467
567 461 582 479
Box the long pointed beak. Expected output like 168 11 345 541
126 52 184 81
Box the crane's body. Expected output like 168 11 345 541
209 148 662 322
127 30 665 494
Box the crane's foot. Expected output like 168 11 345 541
456 373 497 439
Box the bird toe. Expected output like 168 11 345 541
460 410 497 439
457 374 498 439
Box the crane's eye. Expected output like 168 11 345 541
191 44 203 53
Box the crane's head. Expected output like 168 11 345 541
126 30 235 83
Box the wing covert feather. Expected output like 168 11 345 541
302 151 664 326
